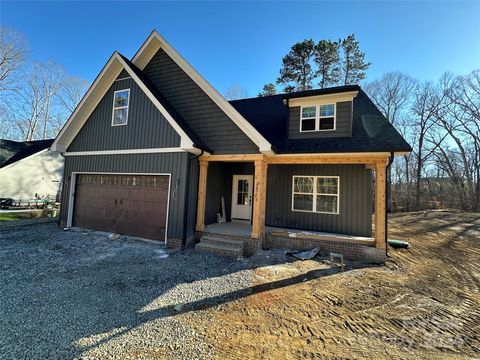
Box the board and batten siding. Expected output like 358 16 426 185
288 101 353 139
205 162 254 224
142 49 259 154
68 71 181 152
265 164 372 237
59 152 192 241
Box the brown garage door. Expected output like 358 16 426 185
73 174 169 241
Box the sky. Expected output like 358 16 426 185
2 1 480 97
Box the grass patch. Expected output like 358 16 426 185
0 213 22 221
0 209 59 221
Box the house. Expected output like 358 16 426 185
0 139 64 202
52 31 411 262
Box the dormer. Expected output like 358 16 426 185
285 86 359 139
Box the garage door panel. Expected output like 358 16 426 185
118 187 143 200
97 198 117 209
73 174 169 241
145 190 168 203
76 185 96 197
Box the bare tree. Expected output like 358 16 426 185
365 72 416 125
57 75 89 113
224 83 247 100
410 81 446 209
0 26 28 92
7 62 64 140
430 71 480 211
365 72 417 211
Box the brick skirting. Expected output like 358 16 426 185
166 238 183 250
264 233 386 263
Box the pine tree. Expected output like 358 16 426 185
257 83 277 97
276 39 315 92
339 34 371 85
314 40 341 88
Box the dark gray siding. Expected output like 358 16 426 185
142 49 259 154
185 158 199 245
59 152 190 240
288 101 352 139
266 164 372 237
205 162 254 224
68 72 181 152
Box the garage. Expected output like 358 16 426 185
72 174 170 241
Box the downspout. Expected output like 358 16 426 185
182 149 204 248
57 151 67 227
385 151 395 257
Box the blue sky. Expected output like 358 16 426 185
3 1 479 97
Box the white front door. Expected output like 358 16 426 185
231 175 253 221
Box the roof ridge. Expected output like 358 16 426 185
229 85 361 103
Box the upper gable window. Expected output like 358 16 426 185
112 89 130 126
300 103 336 132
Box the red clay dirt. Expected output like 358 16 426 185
183 211 480 359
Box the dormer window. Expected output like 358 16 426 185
301 106 316 131
112 89 130 126
300 103 336 132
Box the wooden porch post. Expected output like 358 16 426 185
375 160 387 249
195 159 208 232
251 159 268 239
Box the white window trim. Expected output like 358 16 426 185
299 103 336 133
299 106 317 133
111 88 130 126
291 175 340 215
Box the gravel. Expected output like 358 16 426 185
0 222 257 359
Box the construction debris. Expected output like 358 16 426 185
286 247 320 260
388 239 410 249
329 252 344 271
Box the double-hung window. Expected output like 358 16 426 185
300 103 336 132
292 176 339 214
112 89 130 126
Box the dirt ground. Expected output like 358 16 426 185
183 211 480 359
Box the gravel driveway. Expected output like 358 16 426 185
0 221 256 359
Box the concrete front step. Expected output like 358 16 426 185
200 235 245 248
196 236 244 258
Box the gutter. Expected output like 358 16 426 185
385 151 395 257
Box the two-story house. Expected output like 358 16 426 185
52 31 411 262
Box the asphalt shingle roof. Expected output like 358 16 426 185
229 87 412 154
0 139 54 168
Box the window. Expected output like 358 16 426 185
112 89 130 126
319 104 335 130
300 106 316 132
299 103 336 132
236 179 249 205
292 176 339 214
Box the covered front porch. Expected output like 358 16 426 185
195 153 389 261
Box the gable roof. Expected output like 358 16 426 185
0 139 54 169
118 54 210 152
51 52 202 153
131 30 273 154
229 88 412 154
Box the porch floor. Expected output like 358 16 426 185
204 221 252 237
203 221 374 245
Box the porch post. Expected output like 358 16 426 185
251 159 268 239
195 158 208 232
375 160 387 249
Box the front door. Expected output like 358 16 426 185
231 175 253 221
